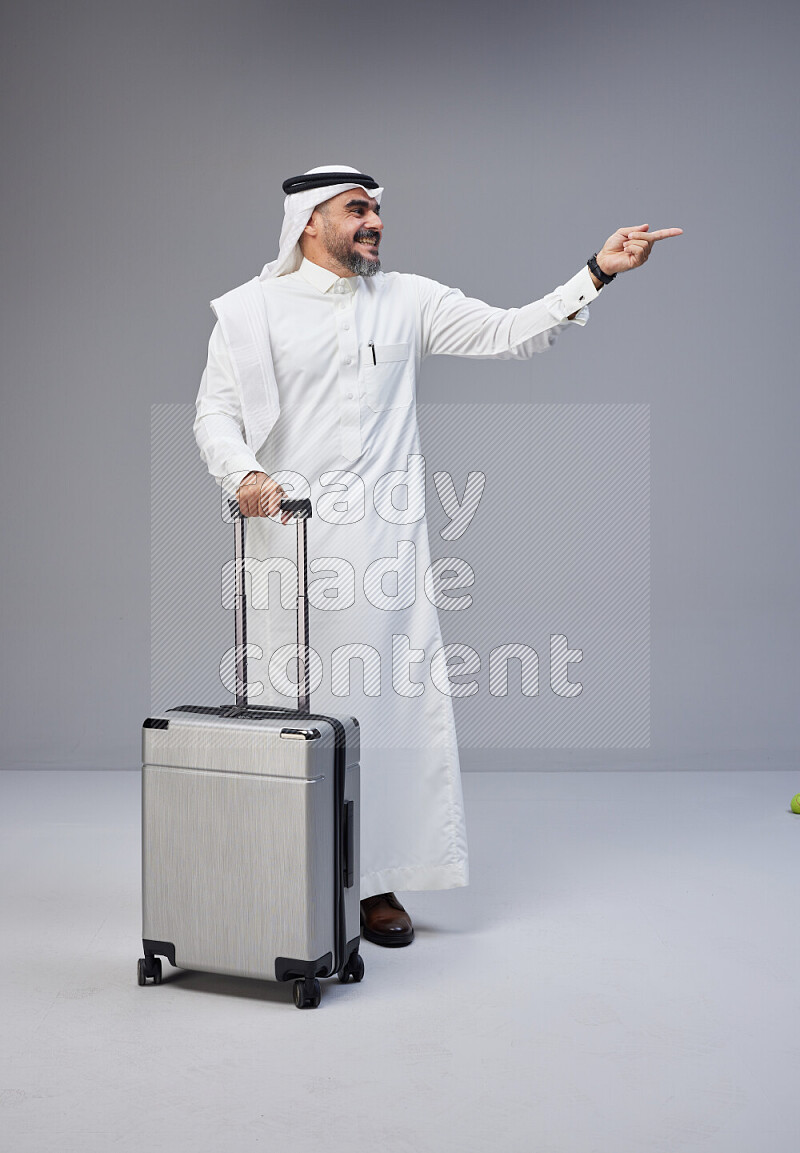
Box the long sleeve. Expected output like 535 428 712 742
414 265 601 361
194 323 265 495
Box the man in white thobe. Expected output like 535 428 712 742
194 164 681 946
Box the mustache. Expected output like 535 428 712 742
354 229 381 245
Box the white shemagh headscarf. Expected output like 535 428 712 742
209 164 384 466
260 163 385 279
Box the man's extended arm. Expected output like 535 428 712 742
415 264 601 361
417 223 682 359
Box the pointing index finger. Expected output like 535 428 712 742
627 228 683 242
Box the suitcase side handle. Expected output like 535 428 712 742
343 800 355 889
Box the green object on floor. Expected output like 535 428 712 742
791 795 800 814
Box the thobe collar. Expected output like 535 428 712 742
295 257 360 295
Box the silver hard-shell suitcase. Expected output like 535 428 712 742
140 497 363 1008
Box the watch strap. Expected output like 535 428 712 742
588 253 616 285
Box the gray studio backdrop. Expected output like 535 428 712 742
1 0 798 770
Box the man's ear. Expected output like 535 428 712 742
303 210 321 238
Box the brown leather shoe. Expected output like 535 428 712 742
360 892 414 947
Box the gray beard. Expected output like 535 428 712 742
344 250 381 277
322 223 381 277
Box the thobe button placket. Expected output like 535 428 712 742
332 284 362 461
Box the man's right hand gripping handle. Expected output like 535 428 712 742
236 471 292 523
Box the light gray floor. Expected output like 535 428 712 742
2 766 798 1153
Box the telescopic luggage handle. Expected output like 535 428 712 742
226 496 313 713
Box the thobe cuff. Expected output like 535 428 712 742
544 265 601 324
194 412 264 497
567 305 591 327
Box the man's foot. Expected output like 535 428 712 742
360 892 415 947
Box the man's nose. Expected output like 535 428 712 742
367 212 383 233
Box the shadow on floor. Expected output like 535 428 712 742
160 967 292 1004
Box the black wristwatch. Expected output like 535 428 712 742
588 253 616 285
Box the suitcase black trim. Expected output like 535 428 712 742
169 704 356 977
143 717 170 729
274 952 333 982
143 938 176 966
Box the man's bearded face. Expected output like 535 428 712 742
317 191 382 277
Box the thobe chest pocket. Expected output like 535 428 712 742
362 342 413 411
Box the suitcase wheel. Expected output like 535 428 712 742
293 977 321 1009
137 956 162 986
337 952 365 984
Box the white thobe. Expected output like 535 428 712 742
195 257 601 898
